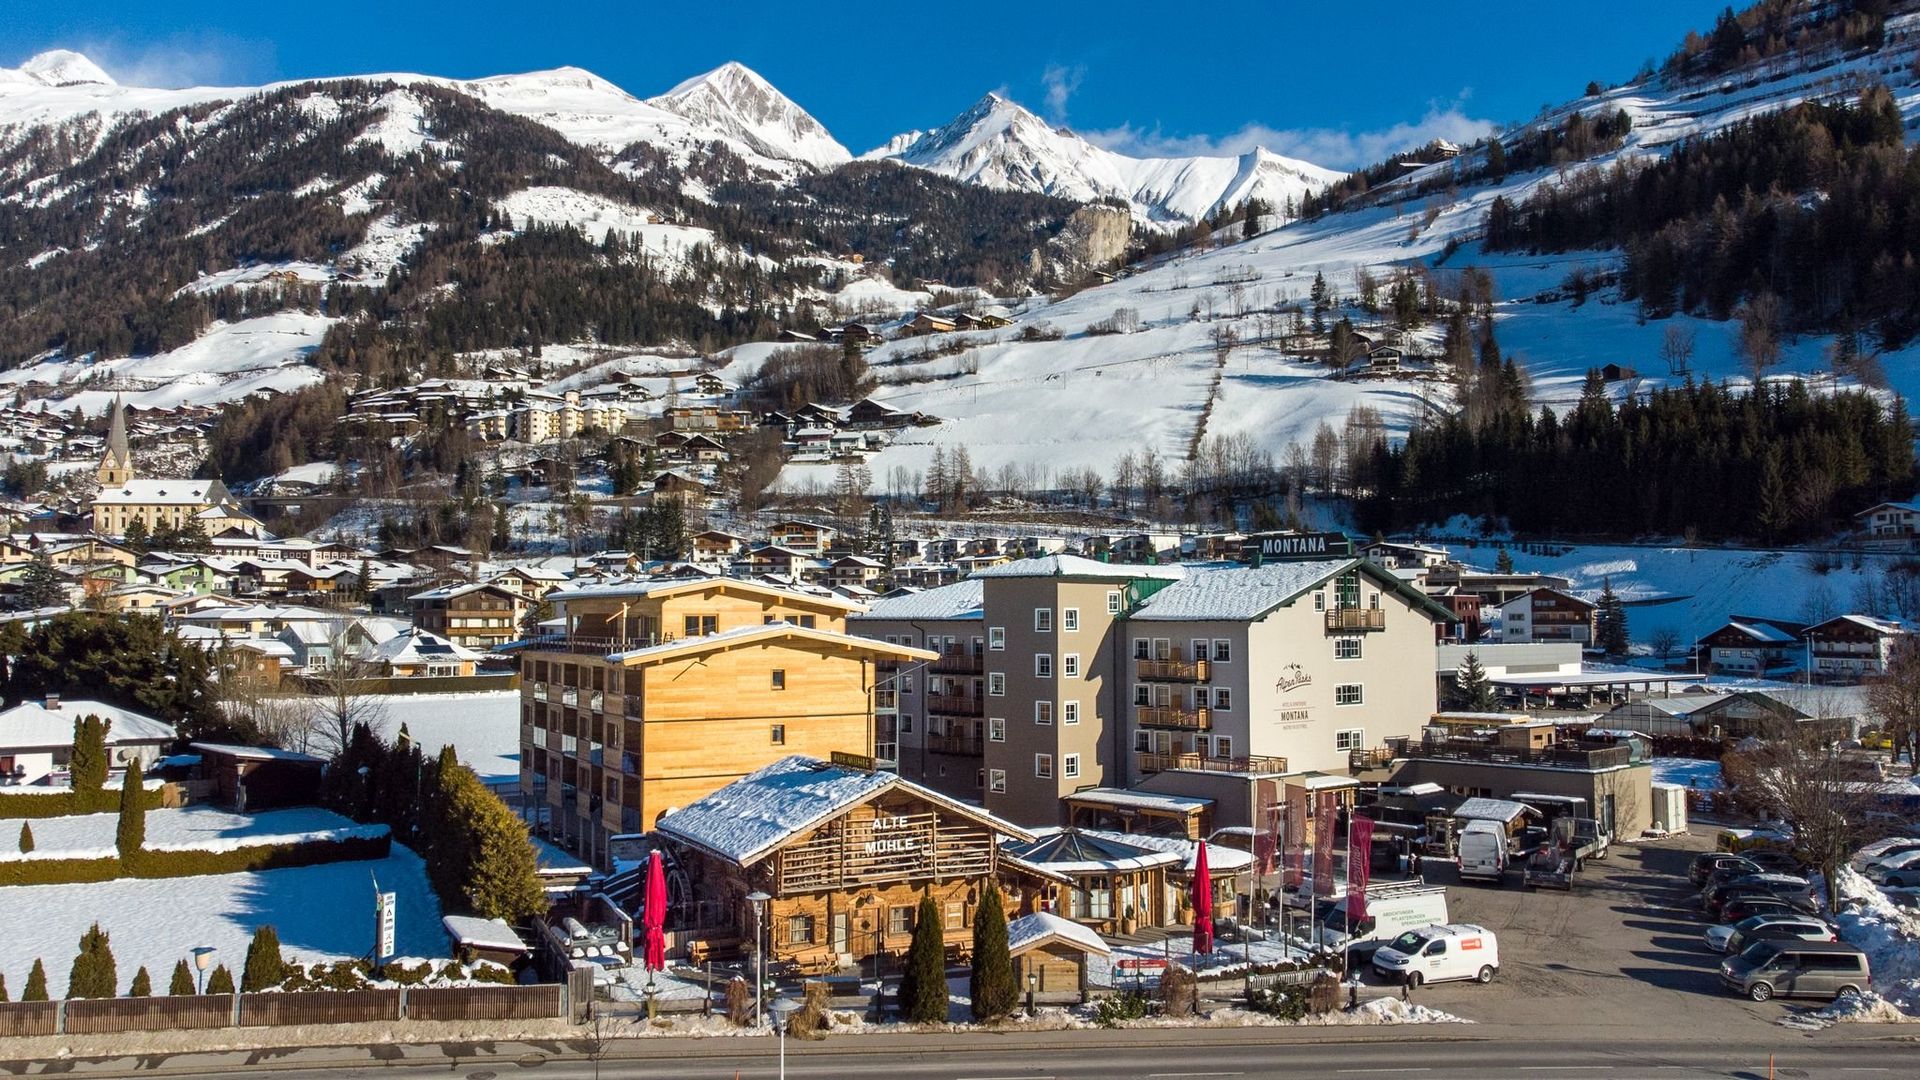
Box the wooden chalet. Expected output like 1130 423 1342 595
654 754 1034 975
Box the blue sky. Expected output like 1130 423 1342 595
4 1 1733 168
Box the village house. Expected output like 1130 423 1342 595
1001 828 1249 938
1855 501 1920 540
1695 616 1807 676
0 697 176 785
409 581 527 651
369 627 482 678
1804 614 1907 682
906 312 959 336
653 754 1034 975
768 520 838 555
90 399 262 539
1495 587 1597 645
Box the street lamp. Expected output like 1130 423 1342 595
1026 970 1037 1017
745 889 772 1028
770 996 801 1080
190 946 216 995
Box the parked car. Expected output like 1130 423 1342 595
1370 924 1500 988
1719 896 1806 924
1719 916 1835 957
1704 874 1815 917
1740 849 1806 876
1690 852 1760 887
1850 837 1920 872
1703 913 1828 953
1867 850 1920 887
1720 940 1870 1002
1457 821 1509 884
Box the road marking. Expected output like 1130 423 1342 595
1147 1073 1244 1078
1527 1069 1613 1072
1335 1070 1431 1075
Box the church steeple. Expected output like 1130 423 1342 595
97 395 132 487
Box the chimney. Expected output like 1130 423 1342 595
44 693 59 711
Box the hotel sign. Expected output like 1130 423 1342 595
1244 532 1353 561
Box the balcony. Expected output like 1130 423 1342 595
927 693 984 717
1135 705 1211 730
931 650 985 675
1136 658 1211 682
1325 607 1386 632
1136 752 1287 775
927 732 985 756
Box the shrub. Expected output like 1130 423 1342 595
968 885 1016 1021
1092 989 1155 1027
128 966 151 997
1246 984 1313 1020
168 960 194 995
116 757 146 861
313 962 369 991
897 895 948 1023
0 972 8 1001
17 823 31 854
379 960 430 985
69 715 109 797
788 979 830 1040
725 975 752 1026
204 965 235 995
67 922 116 999
23 959 47 1002
1160 963 1197 1019
0 834 391 888
242 925 285 992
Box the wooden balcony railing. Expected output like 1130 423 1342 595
931 651 985 675
1136 658 1211 682
927 732 985 756
926 693 984 717
1135 705 1211 730
1136 752 1287 775
1325 608 1386 632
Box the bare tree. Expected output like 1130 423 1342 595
1648 628 1681 664
1722 720 1885 914
306 621 389 757
1660 323 1696 377
1867 638 1920 776
1736 292 1782 384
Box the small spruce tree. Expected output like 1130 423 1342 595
17 822 32 854
898 894 948 1023
1495 547 1514 574
968 884 1017 1021
0 972 8 1002
129 966 151 997
116 756 146 861
242 925 286 992
1456 650 1496 712
67 922 116 999
169 959 195 996
204 964 236 995
1596 576 1630 656
23 959 47 1002
69 715 109 797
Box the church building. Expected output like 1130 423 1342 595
89 398 262 539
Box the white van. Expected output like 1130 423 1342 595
1457 820 1509 883
1371 923 1501 987
1310 882 1450 955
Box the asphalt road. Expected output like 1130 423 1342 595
7 1030 1914 1080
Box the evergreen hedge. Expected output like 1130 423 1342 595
0 834 389 887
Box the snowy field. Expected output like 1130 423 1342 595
376 692 521 783
0 806 383 862
0 846 445 998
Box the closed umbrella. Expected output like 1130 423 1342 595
643 850 668 974
1192 840 1214 955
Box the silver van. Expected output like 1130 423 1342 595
1719 940 1870 1002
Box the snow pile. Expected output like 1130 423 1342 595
1813 990 1913 1024
1295 997 1470 1025
1830 865 1920 1017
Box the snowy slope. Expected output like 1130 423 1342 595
648 61 849 171
869 93 1342 226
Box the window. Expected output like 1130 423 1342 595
989 769 1006 793
1213 688 1232 711
1034 701 1053 725
1133 638 1150 660
976 770 986 789
1133 685 1150 706
988 626 1005 651
901 674 914 694
798 614 817 629
1214 735 1233 759
770 724 786 745
1369 593 1381 610
1133 730 1151 752
1212 639 1232 663
1335 636 1363 660
1107 591 1124 615
1335 728 1366 751
1062 654 1080 678
770 669 787 691
988 672 1006 696
1035 654 1053 679
1034 608 1053 633
889 905 914 936
1335 684 1363 706
683 614 717 637
1062 608 1080 632
945 902 966 930
1063 701 1080 724
988 717 1006 742
1313 591 1325 612
1063 753 1081 779
1191 640 1210 662
786 914 815 946
1035 753 1053 779
900 715 912 733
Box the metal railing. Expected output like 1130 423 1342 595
1388 735 1633 770
927 693 984 717
927 732 985 756
930 651 985 675
1135 705 1211 730
1136 752 1286 775
1324 608 1386 632
1136 658 1210 682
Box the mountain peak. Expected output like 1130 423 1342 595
16 49 115 88
647 61 848 170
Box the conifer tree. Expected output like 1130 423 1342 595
1596 577 1630 656
169 959 195 996
968 885 1017 1021
14 551 66 611
204 965 235 995
242 925 286 992
66 922 116 999
22 959 46 1002
1456 651 1496 712
17 822 32 854
0 972 7 1002
1495 548 1514 574
129 966 151 997
116 756 146 861
69 715 109 797
898 895 948 1023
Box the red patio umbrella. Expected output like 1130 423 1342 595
642 849 667 974
1191 840 1214 955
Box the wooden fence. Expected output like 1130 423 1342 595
406 984 564 1022
239 989 401 1026
0 1002 57 1036
9 984 568 1037
67 996 233 1033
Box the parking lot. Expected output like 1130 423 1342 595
1388 827 1839 1035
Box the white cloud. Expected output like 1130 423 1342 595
1082 95 1498 172
1040 63 1084 124
76 33 275 89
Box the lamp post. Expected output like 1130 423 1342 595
1026 971 1037 1018
770 996 800 1080
746 889 771 1029
190 946 216 995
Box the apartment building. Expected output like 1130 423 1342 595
1124 559 1450 783
849 580 986 800
408 581 527 650
516 577 932 866
1495 587 1596 645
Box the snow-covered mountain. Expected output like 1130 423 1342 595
648 61 848 171
867 93 1344 226
8 48 114 87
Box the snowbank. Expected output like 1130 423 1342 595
1828 865 1920 1019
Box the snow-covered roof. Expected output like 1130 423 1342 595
190 742 325 763
372 627 482 665
853 579 983 622
1079 828 1254 873
1061 788 1210 814
656 754 1032 866
1006 911 1110 957
1004 828 1181 875
1452 797 1533 824
0 699 176 751
971 554 1185 581
1809 614 1905 637
605 622 933 665
91 479 223 506
406 580 519 602
1130 559 1352 621
1725 620 1801 644
442 915 529 953
548 575 861 609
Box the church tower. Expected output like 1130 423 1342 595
96 395 133 487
